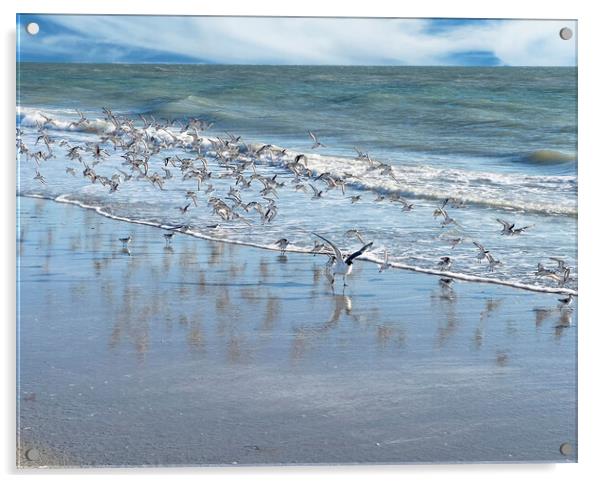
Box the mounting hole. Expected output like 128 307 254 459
26 22 40 36
559 442 573 456
559 27 573 40
25 448 40 461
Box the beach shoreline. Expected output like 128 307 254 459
18 194 577 297
16 196 577 466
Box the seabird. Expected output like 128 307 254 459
473 241 489 263
449 237 463 249
496 218 533 236
485 252 502 272
33 170 47 185
550 257 568 272
313 233 373 287
310 240 328 256
379 250 391 272
344 229 366 244
308 131 326 149
275 238 290 254
437 256 452 271
119 235 132 248
557 294 574 307
309 184 324 199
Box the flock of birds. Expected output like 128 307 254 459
17 108 575 307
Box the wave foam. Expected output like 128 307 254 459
22 193 577 296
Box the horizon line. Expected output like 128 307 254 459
16 61 577 68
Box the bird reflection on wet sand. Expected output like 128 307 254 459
18 197 577 466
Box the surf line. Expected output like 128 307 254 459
19 193 577 297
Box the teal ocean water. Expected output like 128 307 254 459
17 64 577 291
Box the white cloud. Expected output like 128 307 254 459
27 16 577 66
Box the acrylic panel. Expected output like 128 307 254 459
16 15 577 467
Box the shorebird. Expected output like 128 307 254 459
449 237 463 249
473 241 489 263
535 262 555 277
563 267 571 283
178 203 191 214
550 257 568 272
433 206 456 226
309 184 324 199
344 229 366 244
308 131 326 149
349 195 361 204
275 238 290 254
185 191 198 207
392 196 414 212
437 256 452 271
119 235 132 248
379 250 391 272
163 232 174 245
485 252 502 272
33 170 47 185
310 240 328 256
353 147 369 160
496 218 533 236
313 233 373 287
542 267 570 287
557 294 574 308
433 199 448 216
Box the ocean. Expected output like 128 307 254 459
16 63 578 292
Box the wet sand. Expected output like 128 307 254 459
17 196 577 467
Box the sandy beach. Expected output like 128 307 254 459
17 196 577 467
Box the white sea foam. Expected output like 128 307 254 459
21 193 577 297
248 146 577 217
17 107 577 295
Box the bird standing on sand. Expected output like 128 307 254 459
557 294 574 308
313 233 373 287
119 235 132 248
275 238 290 254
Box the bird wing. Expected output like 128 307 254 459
308 131 317 142
345 242 373 264
473 241 485 251
354 231 366 244
312 233 343 262
550 257 565 267
345 229 365 244
496 218 511 229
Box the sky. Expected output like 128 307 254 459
16 15 577 66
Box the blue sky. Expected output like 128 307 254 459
16 15 576 66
